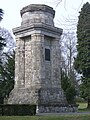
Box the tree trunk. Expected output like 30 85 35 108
0 97 4 104
87 98 90 108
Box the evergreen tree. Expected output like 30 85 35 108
0 8 4 47
0 51 15 103
0 9 3 21
61 70 77 104
74 2 90 108
0 9 15 103
0 8 5 64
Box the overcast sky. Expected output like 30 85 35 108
0 0 90 32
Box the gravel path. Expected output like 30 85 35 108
36 112 90 116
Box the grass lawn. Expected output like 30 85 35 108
0 115 90 120
77 102 90 112
78 102 87 109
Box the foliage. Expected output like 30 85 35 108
79 81 90 108
0 104 36 116
0 9 6 64
74 2 90 108
0 37 6 67
0 10 15 103
61 70 77 104
0 37 6 50
75 96 85 103
0 27 15 53
0 9 5 52
61 32 79 94
0 51 15 103
0 8 3 21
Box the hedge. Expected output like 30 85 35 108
0 104 36 116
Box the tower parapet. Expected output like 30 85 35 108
20 4 55 26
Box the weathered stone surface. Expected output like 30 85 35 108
37 105 78 113
7 4 77 113
20 4 55 26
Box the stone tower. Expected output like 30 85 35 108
8 4 77 112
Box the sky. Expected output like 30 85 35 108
0 0 90 32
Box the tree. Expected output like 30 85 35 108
0 51 15 103
0 37 6 62
0 32 15 103
0 9 6 80
0 9 15 103
61 70 77 104
0 27 15 52
61 32 79 90
55 0 84 7
0 8 5 51
61 32 76 73
74 2 90 108
0 8 3 22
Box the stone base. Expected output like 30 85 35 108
7 87 67 105
7 87 78 113
36 104 78 113
7 87 39 104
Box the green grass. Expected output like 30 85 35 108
0 113 89 120
77 102 90 112
0 115 90 120
78 102 87 109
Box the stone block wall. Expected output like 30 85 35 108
7 4 78 113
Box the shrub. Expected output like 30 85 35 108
0 104 36 116
61 71 77 104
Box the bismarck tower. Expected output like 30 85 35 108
8 4 77 112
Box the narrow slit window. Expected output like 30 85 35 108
45 48 50 61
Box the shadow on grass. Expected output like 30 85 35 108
78 108 90 112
